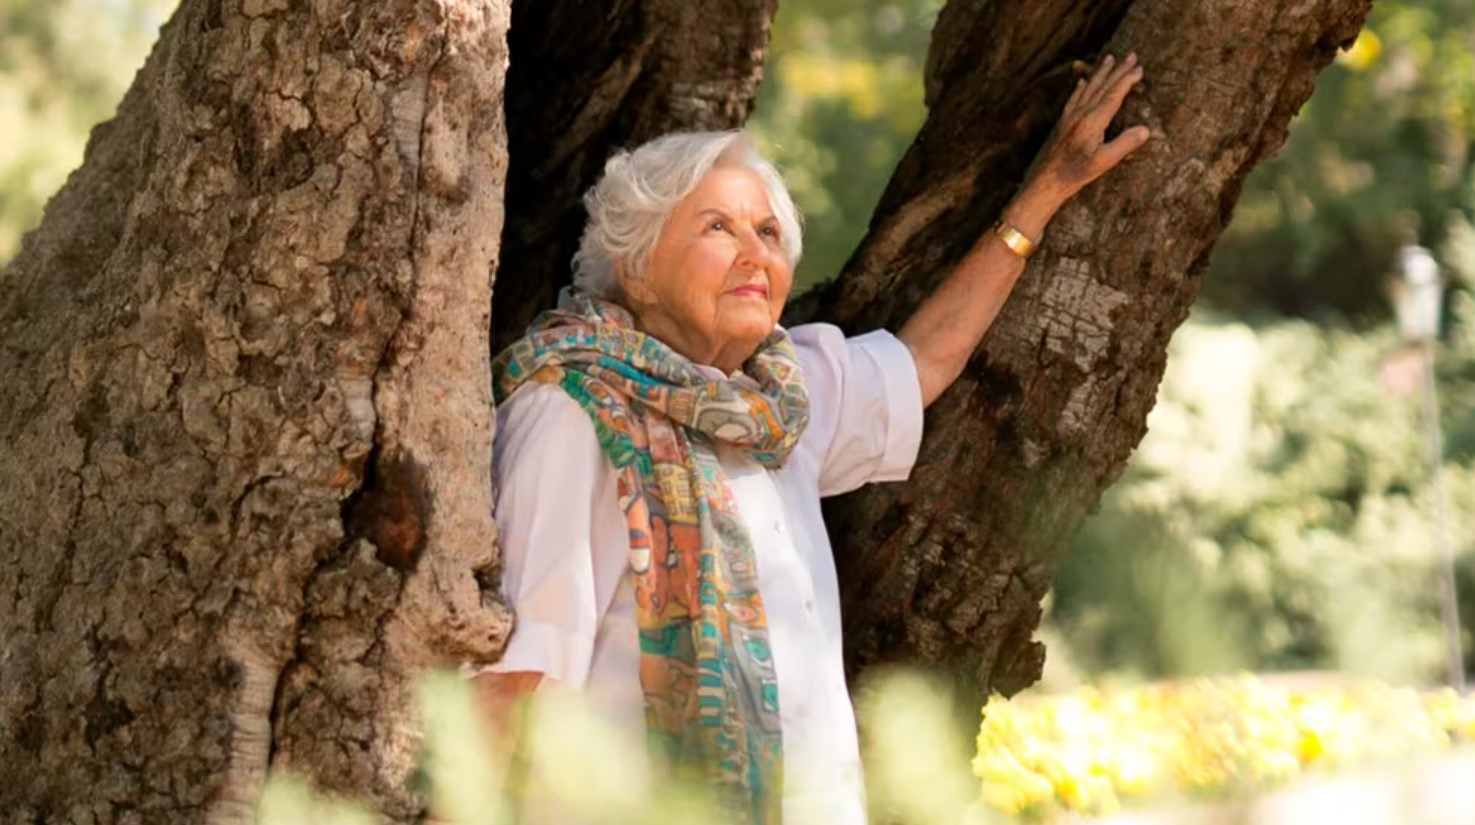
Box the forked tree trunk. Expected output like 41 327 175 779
789 0 1372 696
0 0 515 820
0 0 1370 820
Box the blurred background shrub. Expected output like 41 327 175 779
0 0 174 261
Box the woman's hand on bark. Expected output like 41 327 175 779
902 53 1150 407
1025 52 1151 210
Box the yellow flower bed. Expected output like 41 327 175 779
973 676 1475 821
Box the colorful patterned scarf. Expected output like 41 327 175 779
492 288 809 823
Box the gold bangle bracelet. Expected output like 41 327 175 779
992 218 1039 259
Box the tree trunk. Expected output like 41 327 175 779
0 0 514 821
788 0 1371 697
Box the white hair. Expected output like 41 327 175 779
571 130 803 299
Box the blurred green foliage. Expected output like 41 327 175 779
1050 300 1475 684
1205 0 1475 320
0 0 172 262
262 669 1475 825
257 669 999 825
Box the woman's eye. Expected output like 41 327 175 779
760 226 779 239
709 221 727 233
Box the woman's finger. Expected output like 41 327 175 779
1078 53 1117 110
1062 77 1088 118
1084 60 1145 130
1082 53 1135 112
1091 126 1151 176
1102 52 1139 97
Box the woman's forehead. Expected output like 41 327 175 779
683 167 774 217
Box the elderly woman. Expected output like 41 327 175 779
478 54 1148 824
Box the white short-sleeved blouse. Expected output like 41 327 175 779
485 324 924 824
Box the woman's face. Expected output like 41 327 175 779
620 166 794 373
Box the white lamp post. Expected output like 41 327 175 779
1393 242 1464 691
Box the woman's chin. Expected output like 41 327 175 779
719 316 777 345
715 298 777 331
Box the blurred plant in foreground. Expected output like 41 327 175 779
253 667 1006 825
253 668 1475 825
257 671 783 825
855 668 995 825
974 675 1475 823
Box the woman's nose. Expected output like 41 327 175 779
734 229 773 270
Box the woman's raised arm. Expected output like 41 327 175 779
898 52 1151 407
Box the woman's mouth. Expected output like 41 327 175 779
730 284 768 299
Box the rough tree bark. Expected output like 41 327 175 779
788 0 1372 696
0 0 514 821
0 0 1372 820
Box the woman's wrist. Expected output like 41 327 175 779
1000 184 1066 244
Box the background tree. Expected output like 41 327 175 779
0 0 1372 821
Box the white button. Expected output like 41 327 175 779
803 599 816 614
774 519 786 534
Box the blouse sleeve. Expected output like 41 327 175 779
475 383 628 689
788 323 925 497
